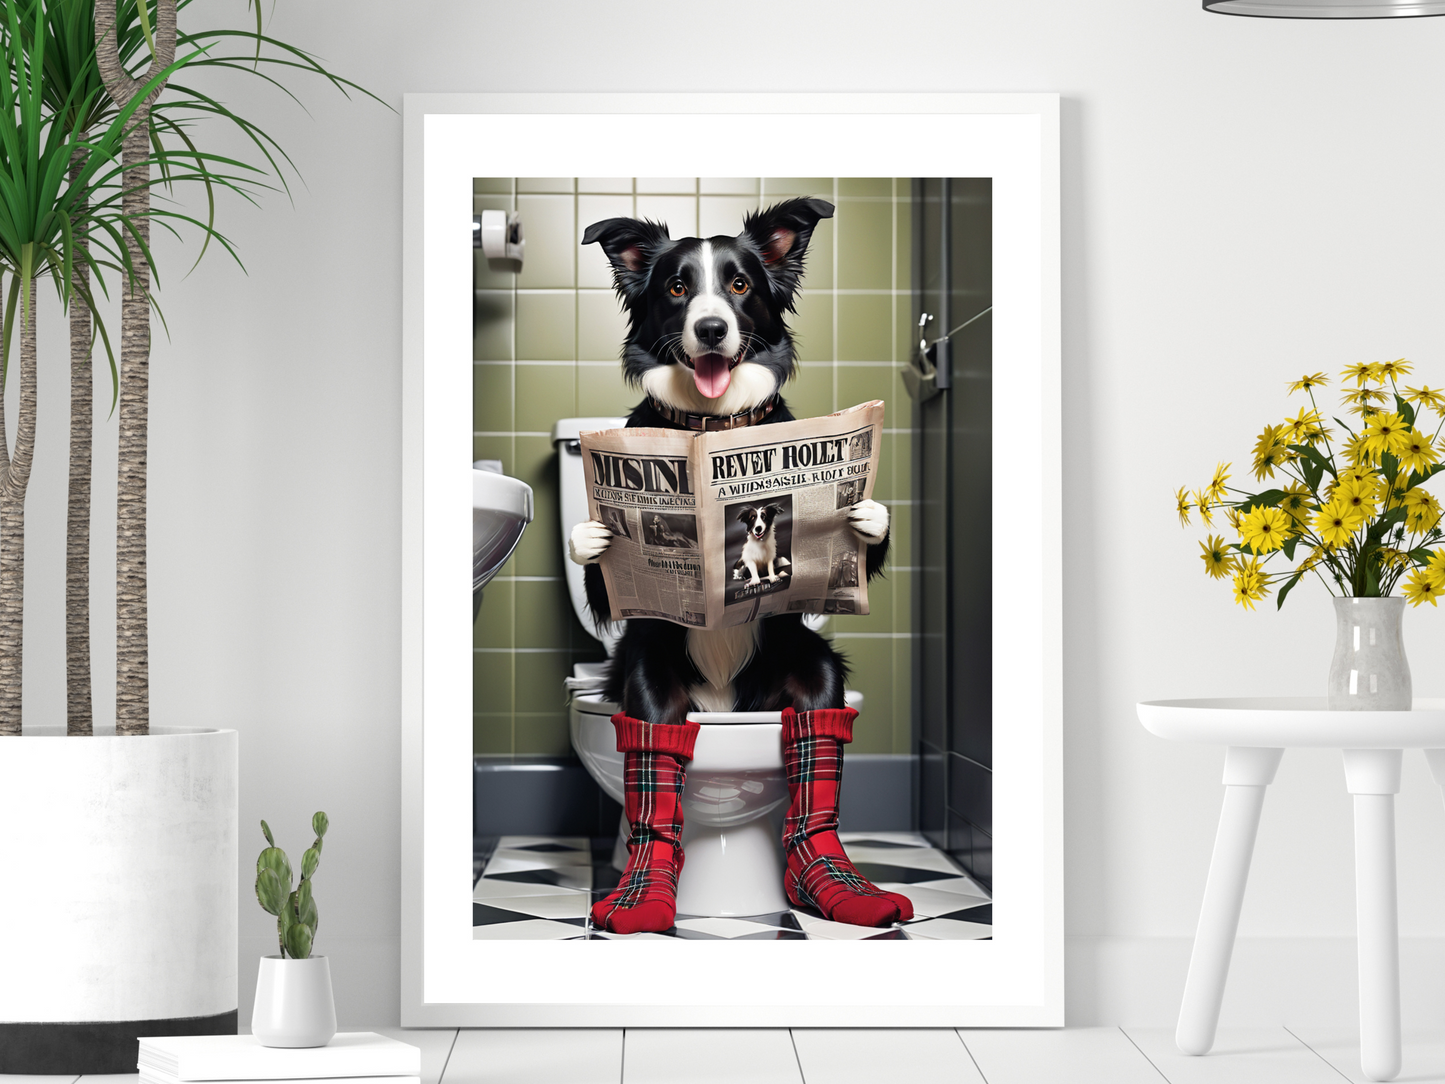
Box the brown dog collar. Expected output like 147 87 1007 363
648 396 778 431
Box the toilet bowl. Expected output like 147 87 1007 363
569 671 864 918
554 418 864 918
570 688 789 916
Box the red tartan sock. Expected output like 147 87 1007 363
590 714 700 935
781 707 915 927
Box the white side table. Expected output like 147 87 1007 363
1137 697 1445 1083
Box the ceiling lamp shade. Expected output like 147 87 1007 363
1204 0 1445 15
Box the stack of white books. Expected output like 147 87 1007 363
137 1032 422 1084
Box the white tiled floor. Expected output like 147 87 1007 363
12 1026 1445 1082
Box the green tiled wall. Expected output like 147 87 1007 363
474 178 915 757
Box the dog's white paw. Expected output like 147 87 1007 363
733 567 743 580
568 520 613 565
847 499 890 544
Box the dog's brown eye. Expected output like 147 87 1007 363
731 277 749 295
669 280 686 297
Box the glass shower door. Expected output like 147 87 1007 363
908 177 993 887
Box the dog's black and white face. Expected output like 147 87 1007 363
582 198 834 416
737 503 783 541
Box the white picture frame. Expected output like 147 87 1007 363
401 92 1062 1027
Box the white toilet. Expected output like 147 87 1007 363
553 419 861 918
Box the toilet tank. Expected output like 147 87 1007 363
553 417 628 651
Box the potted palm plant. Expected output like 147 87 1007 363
0 1 380 1072
0 4 241 1072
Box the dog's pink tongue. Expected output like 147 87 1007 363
692 353 732 399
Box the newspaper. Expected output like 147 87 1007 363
580 401 885 629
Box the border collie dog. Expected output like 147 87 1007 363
568 198 911 933
733 503 789 585
569 197 890 718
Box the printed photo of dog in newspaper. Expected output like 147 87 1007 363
723 496 794 604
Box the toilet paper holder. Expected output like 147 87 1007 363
473 210 525 272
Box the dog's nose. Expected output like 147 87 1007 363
694 317 729 350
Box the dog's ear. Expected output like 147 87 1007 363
736 507 753 524
740 198 834 304
582 217 671 299
765 503 784 518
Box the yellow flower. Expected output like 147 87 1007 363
1378 358 1413 381
1238 504 1292 553
1406 491 1443 534
1175 486 1191 527
1252 423 1284 459
1396 428 1439 477
1403 566 1445 607
1343 361 1384 386
1298 545 1328 573
1404 385 1445 411
1232 557 1269 610
1206 462 1231 502
1337 476 1380 520
1251 424 1291 481
1288 372 1330 394
1314 497 1366 547
1193 488 1214 526
1199 535 1234 580
1379 546 1411 569
1278 483 1312 524
1428 548 1445 575
1225 506 1245 533
1341 463 1380 488
1403 486 1436 510
1341 432 1371 464
1347 402 1384 419
1383 472 1412 507
1283 407 1329 444
1344 386 1389 408
1361 412 1412 461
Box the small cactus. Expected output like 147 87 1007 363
254 812 328 959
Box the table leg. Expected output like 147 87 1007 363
1344 748 1403 1083
1176 745 1283 1056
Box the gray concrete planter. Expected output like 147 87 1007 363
0 727 238 1073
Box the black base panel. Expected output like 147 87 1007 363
0 1009 238 1074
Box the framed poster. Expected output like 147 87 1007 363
401 93 1062 1026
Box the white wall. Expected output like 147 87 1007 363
18 0 1445 1028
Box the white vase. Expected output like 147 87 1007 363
1328 597 1412 710
0 726 238 1074
252 955 336 1048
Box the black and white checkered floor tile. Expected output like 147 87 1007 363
472 832 991 941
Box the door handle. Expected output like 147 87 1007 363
903 312 948 403
903 337 948 403
901 306 991 403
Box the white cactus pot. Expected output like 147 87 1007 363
252 955 337 1047
0 726 238 1073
